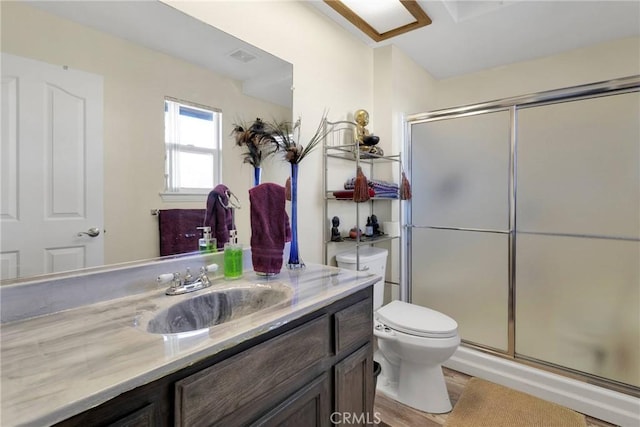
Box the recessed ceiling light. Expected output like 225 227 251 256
324 0 432 42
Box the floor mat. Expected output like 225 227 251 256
444 377 587 427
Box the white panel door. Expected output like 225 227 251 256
1 53 103 280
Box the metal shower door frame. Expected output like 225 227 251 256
402 75 640 391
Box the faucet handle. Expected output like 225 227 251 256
199 264 218 277
157 272 180 285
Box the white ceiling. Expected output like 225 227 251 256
310 0 640 80
24 0 639 96
26 0 293 108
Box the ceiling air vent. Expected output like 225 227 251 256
229 49 257 63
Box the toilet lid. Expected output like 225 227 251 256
375 300 458 338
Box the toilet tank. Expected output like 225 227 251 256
336 247 388 310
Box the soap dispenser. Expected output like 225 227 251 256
197 226 216 253
224 230 243 280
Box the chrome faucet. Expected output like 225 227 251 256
157 264 219 296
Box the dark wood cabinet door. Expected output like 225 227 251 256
334 343 374 427
251 373 331 427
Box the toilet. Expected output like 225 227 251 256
336 247 460 414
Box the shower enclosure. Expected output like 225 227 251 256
405 76 639 393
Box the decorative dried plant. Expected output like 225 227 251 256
231 118 277 167
266 111 329 164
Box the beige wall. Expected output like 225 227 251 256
370 37 640 124
165 1 375 264
430 36 640 110
371 45 438 294
1 1 291 266
368 37 640 123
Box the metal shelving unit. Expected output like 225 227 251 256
322 119 403 274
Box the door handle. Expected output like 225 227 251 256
77 227 101 237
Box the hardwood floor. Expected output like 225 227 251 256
374 368 616 427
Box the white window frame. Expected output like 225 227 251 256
160 97 222 202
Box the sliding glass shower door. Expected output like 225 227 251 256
515 93 639 387
407 81 640 389
410 110 511 352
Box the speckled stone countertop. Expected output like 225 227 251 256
1 264 377 427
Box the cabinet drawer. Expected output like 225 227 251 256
174 315 331 427
334 298 372 354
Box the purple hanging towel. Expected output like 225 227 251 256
249 183 291 275
205 184 235 250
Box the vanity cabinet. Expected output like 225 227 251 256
54 286 373 427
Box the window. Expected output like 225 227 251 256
163 98 221 198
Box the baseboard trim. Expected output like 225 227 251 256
444 346 640 427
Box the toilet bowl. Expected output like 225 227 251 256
374 301 460 413
336 247 460 414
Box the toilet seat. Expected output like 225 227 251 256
375 300 458 338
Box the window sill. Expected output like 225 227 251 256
159 192 209 203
